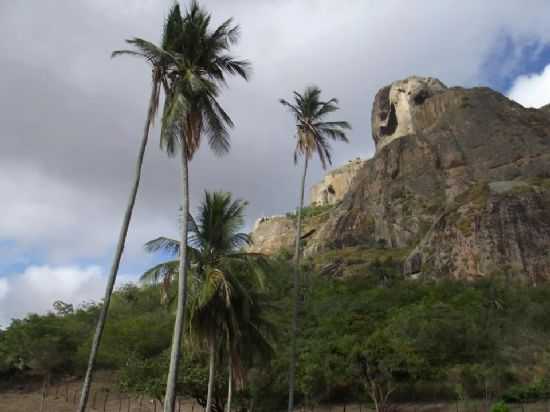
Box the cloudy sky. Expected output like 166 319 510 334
2 0 550 326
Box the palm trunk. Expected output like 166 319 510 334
226 356 233 412
287 156 309 412
206 340 216 412
77 84 156 412
163 137 191 412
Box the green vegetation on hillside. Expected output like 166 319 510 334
3 263 550 411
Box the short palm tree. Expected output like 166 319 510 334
156 3 250 411
223 279 275 412
144 191 265 412
76 5 183 412
279 86 351 411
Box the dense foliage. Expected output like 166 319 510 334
2 260 550 410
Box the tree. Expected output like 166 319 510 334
279 86 351 411
157 4 251 411
223 279 275 412
76 6 183 411
144 192 262 412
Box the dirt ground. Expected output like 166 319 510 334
1 386 549 412
0 383 200 412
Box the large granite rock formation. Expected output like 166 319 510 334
251 76 550 281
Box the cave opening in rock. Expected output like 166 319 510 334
380 103 398 136
414 90 429 105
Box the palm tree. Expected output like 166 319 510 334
76 6 183 412
157 4 250 410
279 86 351 411
223 280 275 412
144 192 263 412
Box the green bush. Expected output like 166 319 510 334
490 401 510 412
2 266 550 408
501 380 550 402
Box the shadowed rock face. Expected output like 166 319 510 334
251 76 550 280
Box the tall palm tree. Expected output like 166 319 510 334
144 191 265 412
76 6 183 412
157 3 250 410
279 86 351 411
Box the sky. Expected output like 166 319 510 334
1 0 550 326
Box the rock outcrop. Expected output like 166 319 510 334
251 76 550 281
249 215 294 255
310 158 365 206
371 76 447 151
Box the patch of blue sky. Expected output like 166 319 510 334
0 239 37 276
480 33 550 93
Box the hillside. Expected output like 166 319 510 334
250 76 550 281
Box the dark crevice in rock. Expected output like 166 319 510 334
380 103 398 136
414 89 430 105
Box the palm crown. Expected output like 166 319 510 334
143 191 252 282
160 1 251 159
280 85 351 168
111 3 184 130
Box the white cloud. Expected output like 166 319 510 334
507 64 550 108
0 162 174 263
0 264 136 327
0 278 8 300
2 0 550 272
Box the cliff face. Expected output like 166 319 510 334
251 76 550 281
309 158 365 206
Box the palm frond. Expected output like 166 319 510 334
160 88 189 156
161 3 184 51
203 94 232 156
140 260 179 284
313 120 352 129
144 237 181 255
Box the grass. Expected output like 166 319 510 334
286 203 337 220
310 245 412 277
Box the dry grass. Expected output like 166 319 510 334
2 386 550 412
0 382 200 412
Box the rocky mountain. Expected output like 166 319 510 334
250 76 550 282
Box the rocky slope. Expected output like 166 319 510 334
251 76 550 281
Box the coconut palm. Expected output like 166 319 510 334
144 192 264 412
279 86 351 411
142 249 274 412
223 280 275 412
76 6 183 412
157 4 250 410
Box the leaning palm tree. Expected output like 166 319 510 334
76 6 183 412
144 192 261 412
279 86 351 411
158 3 250 411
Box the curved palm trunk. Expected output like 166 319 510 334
287 156 309 412
206 339 216 412
77 85 157 412
163 138 191 412
226 355 233 412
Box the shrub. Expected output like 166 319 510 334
501 380 550 403
490 401 510 412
